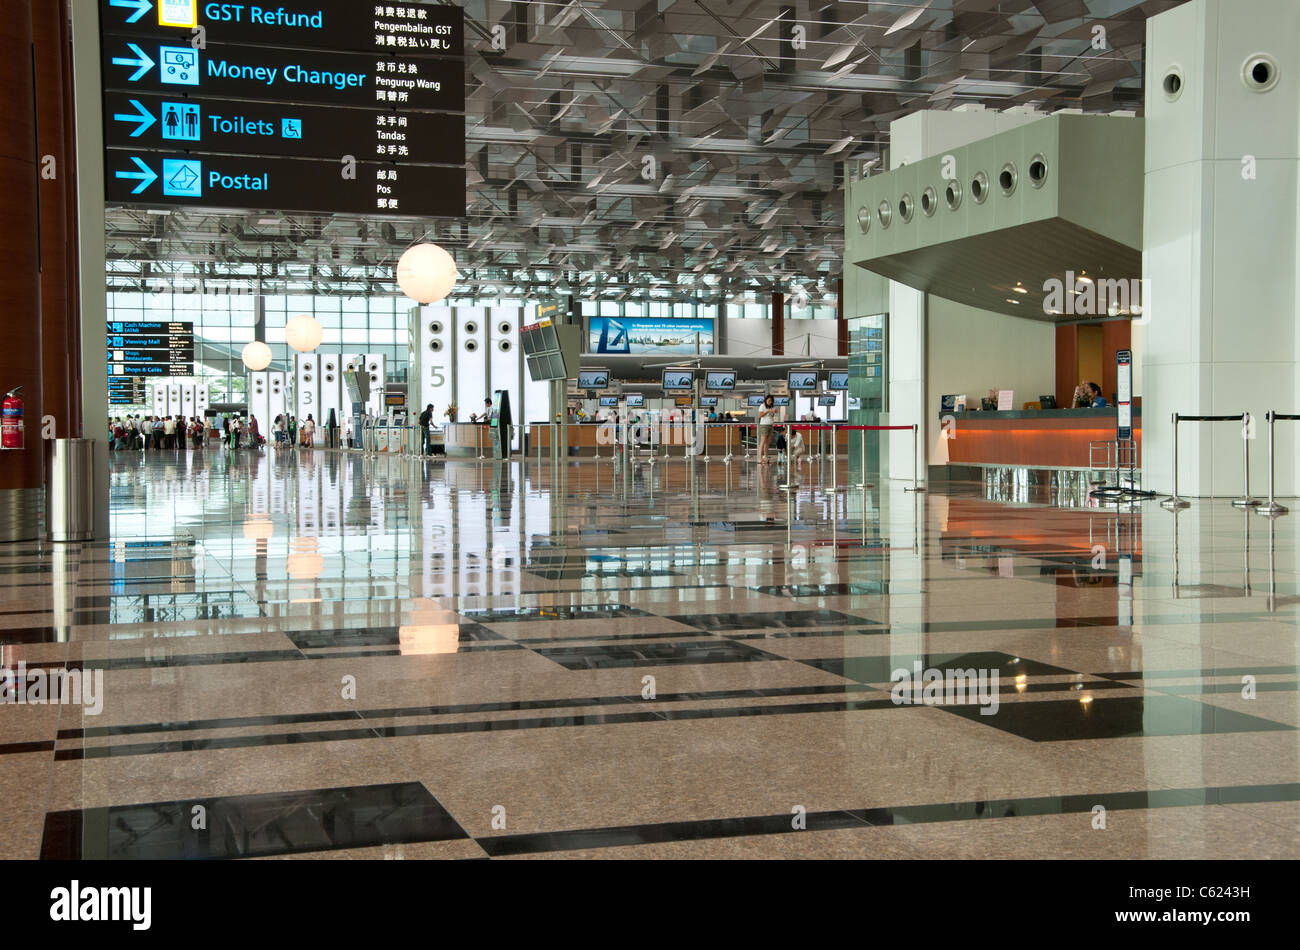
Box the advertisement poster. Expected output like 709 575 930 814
589 317 714 355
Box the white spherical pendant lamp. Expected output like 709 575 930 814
284 314 323 353
241 340 273 371
396 243 457 304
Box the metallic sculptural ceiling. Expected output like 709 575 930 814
104 0 1184 302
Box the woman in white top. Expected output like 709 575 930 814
301 414 316 448
757 395 779 463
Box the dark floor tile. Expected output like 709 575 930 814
941 693 1295 741
666 609 872 631
39 782 468 859
534 640 779 670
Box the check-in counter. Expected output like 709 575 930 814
445 423 492 458
942 408 1141 471
529 421 853 456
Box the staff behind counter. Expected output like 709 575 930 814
944 381 1110 411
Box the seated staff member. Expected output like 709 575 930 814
1086 381 1109 408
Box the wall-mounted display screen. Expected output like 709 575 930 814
747 394 766 406
704 370 735 391
818 395 838 406
599 396 618 407
625 393 644 407
577 370 609 389
590 317 714 355
829 372 849 391
700 396 718 407
662 369 694 391
773 396 791 406
787 370 819 391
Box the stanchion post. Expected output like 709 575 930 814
476 423 486 460
1162 412 1190 509
724 422 733 464
904 423 925 492
853 425 869 490
1233 411 1260 508
1258 410 1289 516
830 423 839 493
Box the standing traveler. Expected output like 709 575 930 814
418 403 434 455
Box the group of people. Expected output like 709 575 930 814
268 413 331 448
108 415 204 451
219 414 263 449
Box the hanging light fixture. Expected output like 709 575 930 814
396 242 458 304
241 340 273 370
284 314 323 352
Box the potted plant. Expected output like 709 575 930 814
443 404 457 423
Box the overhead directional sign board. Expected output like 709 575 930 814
99 0 465 218
109 377 149 405
104 91 464 164
107 320 195 377
102 39 463 110
101 0 462 54
104 152 464 215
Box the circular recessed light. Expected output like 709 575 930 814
877 200 892 228
971 171 989 203
856 206 872 233
898 193 914 222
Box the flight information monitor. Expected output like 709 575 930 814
747 394 766 406
818 395 838 406
699 396 718 407
577 370 609 389
787 370 819 391
624 393 644 407
661 369 693 391
704 370 735 391
829 372 849 391
599 396 618 407
773 396 791 406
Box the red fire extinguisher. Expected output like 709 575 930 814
1 387 24 450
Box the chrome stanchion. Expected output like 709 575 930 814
476 423 486 460
723 422 733 464
1233 411 1261 508
701 421 711 463
829 423 840 493
779 425 794 491
1258 411 1289 517
853 426 870 490
1161 413 1190 509
904 423 925 492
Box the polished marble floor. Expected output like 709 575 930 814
2 445 1298 859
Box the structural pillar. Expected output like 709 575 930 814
835 277 848 356
1055 324 1078 407
0 0 46 541
34 0 81 440
771 291 784 356
1143 0 1299 495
